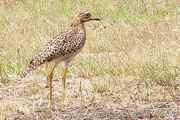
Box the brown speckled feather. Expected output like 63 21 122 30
19 25 86 79
18 10 100 80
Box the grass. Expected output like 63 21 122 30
0 0 179 86
0 0 180 119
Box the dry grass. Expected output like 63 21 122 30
0 0 180 119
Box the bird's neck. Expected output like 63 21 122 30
70 19 86 33
71 19 84 27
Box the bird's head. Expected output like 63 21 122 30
78 11 100 23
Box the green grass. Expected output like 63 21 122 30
0 1 180 119
0 0 179 91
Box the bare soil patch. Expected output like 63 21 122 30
0 75 179 120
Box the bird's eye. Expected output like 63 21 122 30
86 14 90 17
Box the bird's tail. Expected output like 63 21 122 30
17 55 46 80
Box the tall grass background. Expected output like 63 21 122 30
0 0 179 90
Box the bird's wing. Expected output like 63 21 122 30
18 30 85 79
41 30 85 62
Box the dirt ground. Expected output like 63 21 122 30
0 75 180 120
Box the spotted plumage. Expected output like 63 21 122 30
18 10 100 80
18 10 100 110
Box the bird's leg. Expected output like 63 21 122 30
79 79 82 96
47 64 56 109
45 63 49 88
77 78 83 99
60 66 68 111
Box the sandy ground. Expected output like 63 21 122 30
0 74 179 120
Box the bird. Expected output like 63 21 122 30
17 10 100 110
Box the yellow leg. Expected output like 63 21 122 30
45 63 49 88
60 67 68 111
47 64 56 109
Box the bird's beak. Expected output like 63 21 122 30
89 18 100 21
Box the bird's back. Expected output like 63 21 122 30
19 25 86 79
